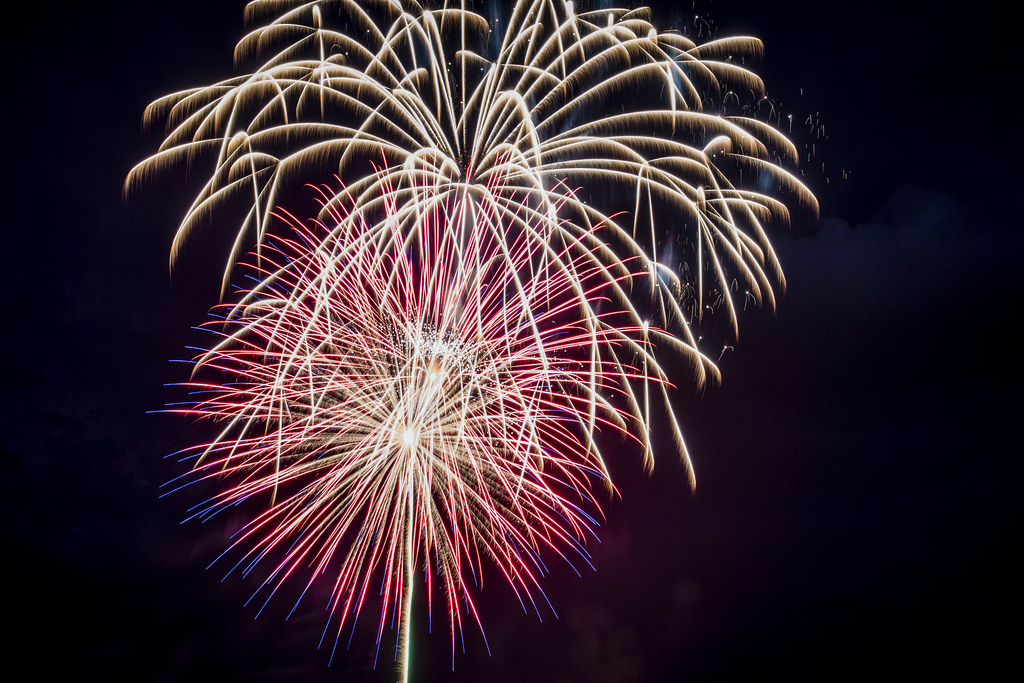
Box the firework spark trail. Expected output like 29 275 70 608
173 171 666 674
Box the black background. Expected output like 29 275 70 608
3 1 1018 680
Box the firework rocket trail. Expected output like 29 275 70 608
174 172 663 672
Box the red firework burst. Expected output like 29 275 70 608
170 174 664 674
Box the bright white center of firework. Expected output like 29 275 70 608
403 325 478 375
401 427 419 449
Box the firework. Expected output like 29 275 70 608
175 172 663 676
136 0 818 678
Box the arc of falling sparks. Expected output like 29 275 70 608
127 0 816 386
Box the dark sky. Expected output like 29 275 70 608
4 1 1019 681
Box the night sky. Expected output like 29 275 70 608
4 1 1019 681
